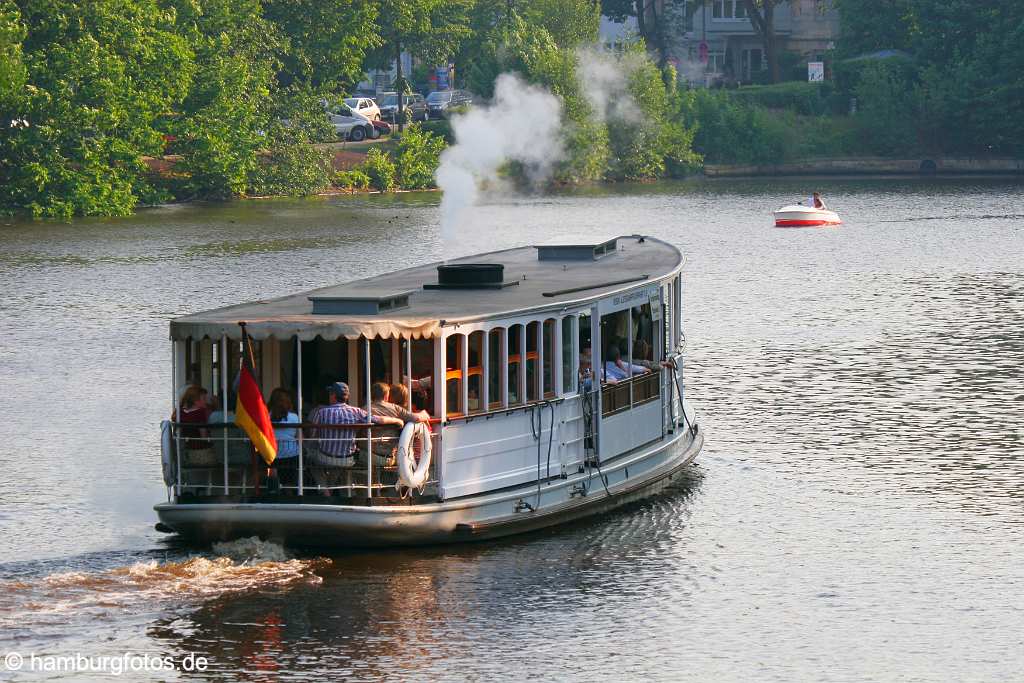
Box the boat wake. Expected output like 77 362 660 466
878 213 1024 222
0 538 329 631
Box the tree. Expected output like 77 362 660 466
369 0 472 128
262 0 380 91
1 0 193 217
741 0 781 83
601 0 671 67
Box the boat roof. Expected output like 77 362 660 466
170 234 681 341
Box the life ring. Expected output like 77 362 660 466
160 420 176 486
397 422 432 491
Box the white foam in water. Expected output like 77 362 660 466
0 538 326 627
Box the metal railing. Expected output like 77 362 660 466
599 370 661 418
167 421 440 500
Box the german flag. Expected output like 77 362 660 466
235 340 277 466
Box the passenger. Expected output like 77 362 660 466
390 383 430 461
268 388 300 459
811 191 827 209
308 382 403 495
369 382 429 470
206 394 247 464
178 385 217 465
579 347 612 390
603 346 648 382
266 388 300 489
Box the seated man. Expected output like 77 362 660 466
603 346 649 382
307 381 403 495
369 382 430 470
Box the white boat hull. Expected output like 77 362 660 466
155 427 703 547
774 205 841 227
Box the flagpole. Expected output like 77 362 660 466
238 321 276 493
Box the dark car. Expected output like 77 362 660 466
377 92 428 123
426 89 474 119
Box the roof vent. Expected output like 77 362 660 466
309 290 413 315
536 236 619 261
424 263 519 290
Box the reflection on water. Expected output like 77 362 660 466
1 178 1023 680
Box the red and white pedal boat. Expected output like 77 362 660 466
774 205 841 228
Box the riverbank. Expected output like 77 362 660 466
704 157 1024 178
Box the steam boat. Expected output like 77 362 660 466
155 235 702 547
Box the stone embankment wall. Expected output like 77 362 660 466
704 158 1024 177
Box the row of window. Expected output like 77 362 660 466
444 317 576 417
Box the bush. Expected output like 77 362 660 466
248 140 331 197
394 124 446 189
853 61 919 155
333 168 371 191
362 147 396 192
728 82 836 116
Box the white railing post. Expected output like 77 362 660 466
172 340 181 497
297 338 304 496
221 334 229 494
365 336 372 499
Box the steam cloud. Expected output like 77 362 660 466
435 51 658 242
436 73 564 241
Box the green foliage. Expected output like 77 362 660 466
248 136 331 197
1 0 193 217
394 124 446 189
262 0 379 90
852 62 918 155
834 0 1024 155
729 82 839 116
333 168 371 191
362 147 397 191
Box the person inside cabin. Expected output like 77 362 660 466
370 382 430 469
178 385 217 465
579 347 613 390
604 345 649 382
308 381 403 495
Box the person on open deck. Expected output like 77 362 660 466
179 385 216 465
370 382 429 469
811 192 827 209
308 381 403 494
603 346 648 382
390 383 430 461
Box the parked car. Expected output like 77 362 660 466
327 104 378 141
377 92 428 123
426 89 473 118
344 97 381 121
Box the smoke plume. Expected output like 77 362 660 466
436 73 564 241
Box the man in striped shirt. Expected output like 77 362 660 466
308 382 403 494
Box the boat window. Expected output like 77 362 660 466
561 316 575 394
488 328 504 409
632 303 656 366
508 326 523 406
543 319 555 398
578 313 592 393
468 331 484 413
526 321 539 402
600 309 630 385
446 335 463 417
410 338 434 415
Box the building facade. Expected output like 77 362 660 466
600 0 840 85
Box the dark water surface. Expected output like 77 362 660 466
1 178 1022 681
